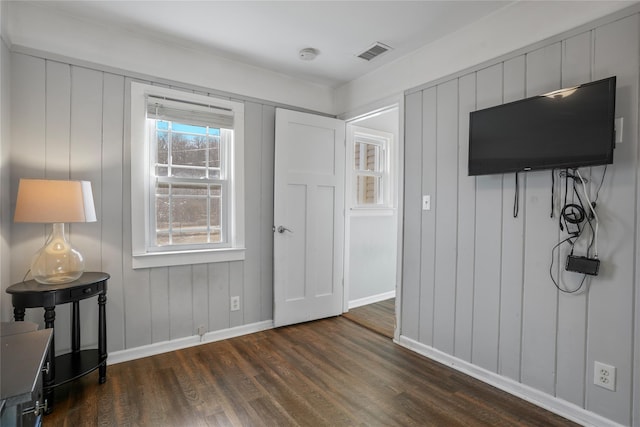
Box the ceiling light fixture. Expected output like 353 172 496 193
299 48 319 61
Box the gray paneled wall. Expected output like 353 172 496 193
5 52 275 356
402 14 638 425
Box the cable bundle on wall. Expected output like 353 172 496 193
549 167 606 293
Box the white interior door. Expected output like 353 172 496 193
274 108 345 327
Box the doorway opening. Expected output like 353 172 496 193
343 104 401 340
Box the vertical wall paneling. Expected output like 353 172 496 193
122 266 153 348
7 52 283 350
5 57 277 347
243 101 263 324
7 54 46 326
471 64 503 372
432 80 458 354
209 262 230 332
497 56 526 381
401 91 423 340
260 105 276 321
192 264 209 335
70 66 104 350
150 267 170 343
402 11 639 425
44 60 73 352
121 79 153 348
168 265 194 339
454 73 476 362
229 261 244 327
44 61 71 176
0 38 9 324
120 266 154 348
634 22 640 426
555 31 592 406
585 15 638 425
101 72 126 352
418 87 437 346
520 42 562 395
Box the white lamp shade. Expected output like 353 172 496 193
14 179 97 223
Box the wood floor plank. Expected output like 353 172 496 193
44 316 578 427
342 298 395 338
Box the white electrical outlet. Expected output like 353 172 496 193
594 361 616 391
230 296 240 311
197 325 206 336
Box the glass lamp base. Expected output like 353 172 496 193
32 271 83 285
31 223 85 285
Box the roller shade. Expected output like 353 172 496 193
147 96 234 129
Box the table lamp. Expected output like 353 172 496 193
14 179 97 284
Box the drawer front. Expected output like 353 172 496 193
69 285 99 299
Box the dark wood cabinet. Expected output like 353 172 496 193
0 323 52 426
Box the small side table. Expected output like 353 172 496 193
6 272 109 413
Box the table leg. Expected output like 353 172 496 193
72 301 80 353
13 307 25 321
98 292 107 384
43 306 56 413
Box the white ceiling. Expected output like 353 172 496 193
33 1 513 88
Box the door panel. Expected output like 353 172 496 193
274 109 345 327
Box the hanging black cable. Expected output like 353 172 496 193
550 169 555 218
513 172 519 218
548 168 597 293
549 236 588 293
594 165 607 204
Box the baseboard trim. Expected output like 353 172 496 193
397 335 623 427
108 320 274 365
348 290 395 309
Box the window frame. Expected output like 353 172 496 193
130 82 245 269
349 126 393 210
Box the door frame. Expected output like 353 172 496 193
340 95 405 342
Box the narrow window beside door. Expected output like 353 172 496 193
351 128 392 208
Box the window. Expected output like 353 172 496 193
350 127 393 208
130 83 244 268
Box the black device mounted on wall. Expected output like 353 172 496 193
468 76 616 176
566 254 600 276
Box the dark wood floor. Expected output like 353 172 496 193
45 317 578 426
342 298 395 338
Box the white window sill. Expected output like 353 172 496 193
132 247 246 269
349 207 396 217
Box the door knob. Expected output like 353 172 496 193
277 226 293 234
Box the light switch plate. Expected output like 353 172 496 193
422 195 431 211
615 117 623 144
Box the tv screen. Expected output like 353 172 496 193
468 76 616 176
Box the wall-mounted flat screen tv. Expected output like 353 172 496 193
468 76 616 176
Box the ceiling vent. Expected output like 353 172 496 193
356 42 392 61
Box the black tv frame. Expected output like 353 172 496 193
468 76 616 176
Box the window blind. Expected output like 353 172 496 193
147 96 234 129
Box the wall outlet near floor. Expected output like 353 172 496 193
230 296 240 311
594 361 616 391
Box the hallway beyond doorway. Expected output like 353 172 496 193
342 298 395 338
